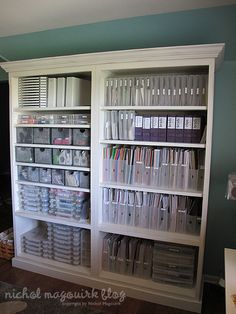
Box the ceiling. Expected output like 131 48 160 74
1 0 236 38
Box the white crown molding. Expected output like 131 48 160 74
0 43 225 74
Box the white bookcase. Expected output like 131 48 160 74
0 43 224 312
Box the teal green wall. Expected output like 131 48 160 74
205 60 236 276
0 4 236 276
0 5 236 61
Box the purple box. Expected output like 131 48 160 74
167 115 176 142
183 115 193 143
150 116 159 142
135 115 143 140
175 116 184 143
158 115 167 142
142 115 151 141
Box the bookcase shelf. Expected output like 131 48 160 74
16 124 91 128
98 223 200 246
1 43 224 313
16 162 90 172
100 140 206 148
17 180 90 192
17 253 91 275
15 106 91 112
15 143 91 150
100 182 203 197
15 211 91 229
101 106 208 111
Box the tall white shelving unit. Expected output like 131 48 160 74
0 43 224 312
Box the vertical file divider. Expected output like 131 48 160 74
117 159 125 184
157 195 169 231
134 204 141 227
186 213 197 234
143 242 153 278
126 191 135 226
102 188 109 223
160 163 170 188
116 237 126 274
109 158 117 182
169 163 178 189
133 241 143 277
188 169 199 190
132 160 143 185
169 195 177 232
176 209 187 233
141 203 149 229
117 190 127 225
101 186 201 235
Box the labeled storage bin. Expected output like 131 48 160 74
52 169 65 186
35 115 54 124
65 170 80 187
16 127 33 144
19 185 49 213
73 129 90 146
73 150 90 167
49 189 90 221
53 149 72 165
51 128 72 145
33 127 50 144
73 114 91 124
64 171 90 188
39 168 52 183
27 167 40 182
35 148 52 164
36 222 91 266
152 242 197 287
79 172 90 188
16 147 34 163
54 115 72 124
18 166 28 181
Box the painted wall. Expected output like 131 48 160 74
205 60 236 276
0 4 236 276
0 82 10 172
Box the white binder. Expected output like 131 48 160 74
56 77 66 107
47 78 57 108
65 77 91 107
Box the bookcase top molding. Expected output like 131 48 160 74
0 43 225 74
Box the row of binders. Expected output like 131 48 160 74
19 185 90 221
104 74 207 107
102 188 201 234
21 222 91 266
102 234 153 278
18 76 91 108
102 234 197 286
104 111 205 143
103 146 204 191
